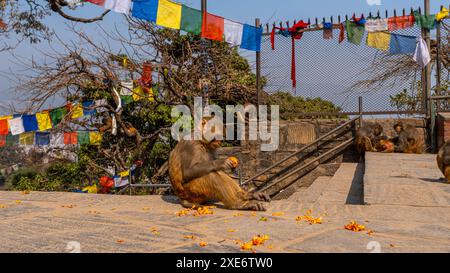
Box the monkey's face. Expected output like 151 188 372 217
394 125 402 134
374 125 383 136
208 139 222 150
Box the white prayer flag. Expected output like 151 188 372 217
50 133 65 147
104 0 132 14
120 81 134 96
413 37 431 68
224 19 244 46
8 117 25 135
365 19 389 32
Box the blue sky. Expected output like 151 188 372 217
0 0 448 114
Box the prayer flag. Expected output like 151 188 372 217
365 18 388 32
86 0 105 5
104 0 132 14
224 19 243 46
35 132 50 146
6 134 19 146
94 99 108 113
346 20 365 45
50 106 68 127
131 0 158 22
77 131 90 145
132 85 154 102
388 15 415 31
156 0 182 30
201 12 224 41
82 101 97 116
36 111 52 131
436 8 449 22
64 132 78 145
8 118 25 135
0 119 9 135
120 81 134 96
22 115 39 132
121 95 134 105
415 13 436 29
241 24 262 52
19 132 35 146
0 135 5 147
89 132 103 145
414 37 431 68
180 5 202 35
50 133 64 147
71 103 84 119
367 32 391 51
389 34 417 55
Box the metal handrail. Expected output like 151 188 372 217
242 116 360 185
256 138 354 194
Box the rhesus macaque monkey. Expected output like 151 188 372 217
355 123 384 153
169 119 270 211
437 141 450 183
393 122 423 154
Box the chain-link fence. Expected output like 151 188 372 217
436 18 450 112
260 20 427 116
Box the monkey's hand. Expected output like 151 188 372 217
217 158 235 171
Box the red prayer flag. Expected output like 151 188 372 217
64 132 78 145
86 0 106 6
0 119 8 135
201 12 224 41
0 135 6 147
388 15 416 31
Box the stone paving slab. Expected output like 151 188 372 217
1 188 450 253
364 152 450 207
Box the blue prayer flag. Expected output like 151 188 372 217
35 132 50 146
131 0 158 22
82 101 96 116
390 34 417 55
240 24 263 52
22 115 39 132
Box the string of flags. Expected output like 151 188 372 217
84 0 263 52
271 8 449 89
0 131 103 148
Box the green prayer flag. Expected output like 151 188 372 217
345 20 365 45
77 131 90 145
180 5 202 35
121 95 134 105
415 14 436 29
50 107 68 127
6 134 19 146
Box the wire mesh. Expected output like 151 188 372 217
260 21 426 115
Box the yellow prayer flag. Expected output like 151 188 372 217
119 170 130 177
36 112 52 131
71 104 84 119
132 85 155 102
367 32 391 51
0 116 12 120
436 8 449 21
156 0 182 30
89 132 102 146
19 132 35 146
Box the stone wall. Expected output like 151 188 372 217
437 113 450 149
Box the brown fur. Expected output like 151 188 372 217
169 137 269 211
355 123 384 154
375 139 395 153
437 141 450 183
393 122 423 154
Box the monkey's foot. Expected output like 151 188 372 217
252 192 271 202
181 200 200 209
245 201 267 211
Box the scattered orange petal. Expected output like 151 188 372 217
233 213 243 217
14 200 22 204
199 242 207 247
184 235 196 240
367 230 374 236
21 191 30 195
116 239 125 244
142 207 150 211
61 204 76 209
259 217 268 222
227 229 237 233
344 221 366 232
240 242 253 251
0 204 6 209
150 227 159 235
272 212 285 217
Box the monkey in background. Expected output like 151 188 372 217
355 123 384 154
437 141 450 183
169 119 270 211
393 122 423 154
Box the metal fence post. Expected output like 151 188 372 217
256 18 261 111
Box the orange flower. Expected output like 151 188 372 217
240 242 253 251
344 221 366 232
272 212 285 217
150 227 159 235
296 214 323 225
199 242 208 247
14 200 22 204
184 235 196 240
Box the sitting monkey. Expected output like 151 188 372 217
355 123 384 153
169 119 270 211
437 141 450 183
393 122 423 154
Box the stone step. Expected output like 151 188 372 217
288 176 331 203
316 163 364 205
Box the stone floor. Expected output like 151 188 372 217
0 153 449 253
